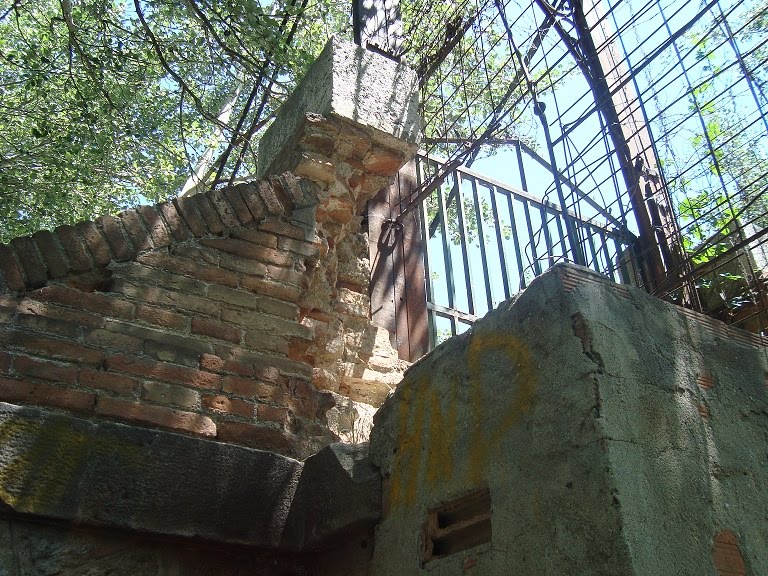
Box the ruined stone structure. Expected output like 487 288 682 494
1 37 767 576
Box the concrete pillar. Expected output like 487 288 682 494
369 263 768 575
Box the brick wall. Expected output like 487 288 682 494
0 173 341 459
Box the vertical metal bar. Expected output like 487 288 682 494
489 185 511 299
553 209 569 261
417 160 437 350
515 140 530 192
534 102 587 266
506 194 527 290
437 174 457 309
539 206 555 267
585 225 600 272
716 4 768 139
522 199 542 276
455 173 477 315
470 176 494 310
599 230 616 281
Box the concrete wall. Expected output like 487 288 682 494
370 264 768 576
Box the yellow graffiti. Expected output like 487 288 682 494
387 330 537 508
467 330 537 483
0 416 141 513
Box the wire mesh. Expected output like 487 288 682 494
395 0 768 335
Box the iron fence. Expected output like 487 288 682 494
386 0 768 342
414 154 634 347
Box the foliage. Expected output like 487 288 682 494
0 0 350 242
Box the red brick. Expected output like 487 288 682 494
271 173 317 209
118 262 208 294
199 353 225 372
190 194 225 235
216 421 295 454
207 285 261 309
258 220 309 240
14 355 78 384
202 394 255 418
222 375 282 400
0 351 11 374
143 340 202 368
173 196 208 237
101 320 209 354
187 262 239 287
76 221 112 267
218 253 269 276
200 237 294 267
256 180 286 216
240 276 301 303
11 235 48 288
12 334 104 366
110 280 218 316
171 243 220 265
257 403 289 424
14 299 104 328
54 224 92 273
104 354 221 389
257 296 298 319
192 317 242 344
79 368 139 396
96 215 135 261
119 209 153 252
32 230 70 279
137 251 238 287
158 201 192 241
142 381 200 409
265 265 306 286
84 328 143 354
236 183 266 221
277 237 318 258
0 244 26 293
286 378 335 419
244 330 290 355
16 313 82 339
222 187 255 226
231 229 278 248
96 396 216 436
288 338 314 364
713 530 746 576
0 376 95 412
136 304 188 330
207 190 241 229
138 205 171 248
32 285 135 319
221 307 311 339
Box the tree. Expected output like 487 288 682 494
0 0 349 242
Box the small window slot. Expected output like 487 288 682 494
422 487 492 564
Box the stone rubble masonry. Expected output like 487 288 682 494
369 263 768 576
258 38 419 423
0 172 345 460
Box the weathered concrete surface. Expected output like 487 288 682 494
370 263 768 576
257 37 419 179
0 402 380 552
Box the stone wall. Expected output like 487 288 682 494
370 264 768 576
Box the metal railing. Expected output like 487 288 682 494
413 154 635 347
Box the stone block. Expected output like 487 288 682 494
257 37 419 179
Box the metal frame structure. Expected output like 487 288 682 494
359 0 768 349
